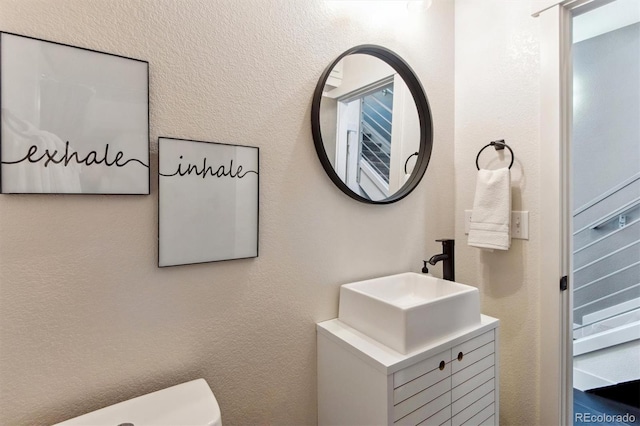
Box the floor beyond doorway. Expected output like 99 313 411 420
574 388 640 425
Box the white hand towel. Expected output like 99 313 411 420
468 167 511 250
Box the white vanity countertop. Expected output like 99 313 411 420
317 314 499 375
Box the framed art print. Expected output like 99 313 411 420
0 32 149 194
158 137 259 267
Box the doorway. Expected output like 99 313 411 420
570 0 640 423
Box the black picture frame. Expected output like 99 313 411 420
0 31 150 194
158 137 259 267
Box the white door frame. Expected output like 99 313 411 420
534 1 617 424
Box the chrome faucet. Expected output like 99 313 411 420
426 239 455 281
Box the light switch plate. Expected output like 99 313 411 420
464 210 473 234
464 210 529 240
511 211 529 240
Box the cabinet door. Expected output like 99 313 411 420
393 349 451 425
451 330 497 426
391 329 498 426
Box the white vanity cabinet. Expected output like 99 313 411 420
317 316 499 426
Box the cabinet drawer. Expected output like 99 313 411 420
452 342 494 374
451 391 494 426
452 378 494 416
395 391 451 426
394 349 451 388
394 362 451 404
394 377 450 421
452 354 494 388
451 331 494 362
452 366 495 402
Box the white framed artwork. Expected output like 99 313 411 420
158 137 259 267
0 32 149 194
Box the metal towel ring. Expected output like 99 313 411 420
475 140 514 170
404 152 419 174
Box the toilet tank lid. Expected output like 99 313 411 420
54 378 221 426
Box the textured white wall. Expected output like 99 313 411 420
454 1 541 424
0 0 455 424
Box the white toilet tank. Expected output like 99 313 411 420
54 378 222 426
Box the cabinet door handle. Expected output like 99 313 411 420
439 360 445 371
457 351 464 361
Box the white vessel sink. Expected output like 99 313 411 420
338 272 480 354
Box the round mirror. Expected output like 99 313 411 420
311 45 433 204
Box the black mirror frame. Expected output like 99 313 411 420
311 45 433 204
